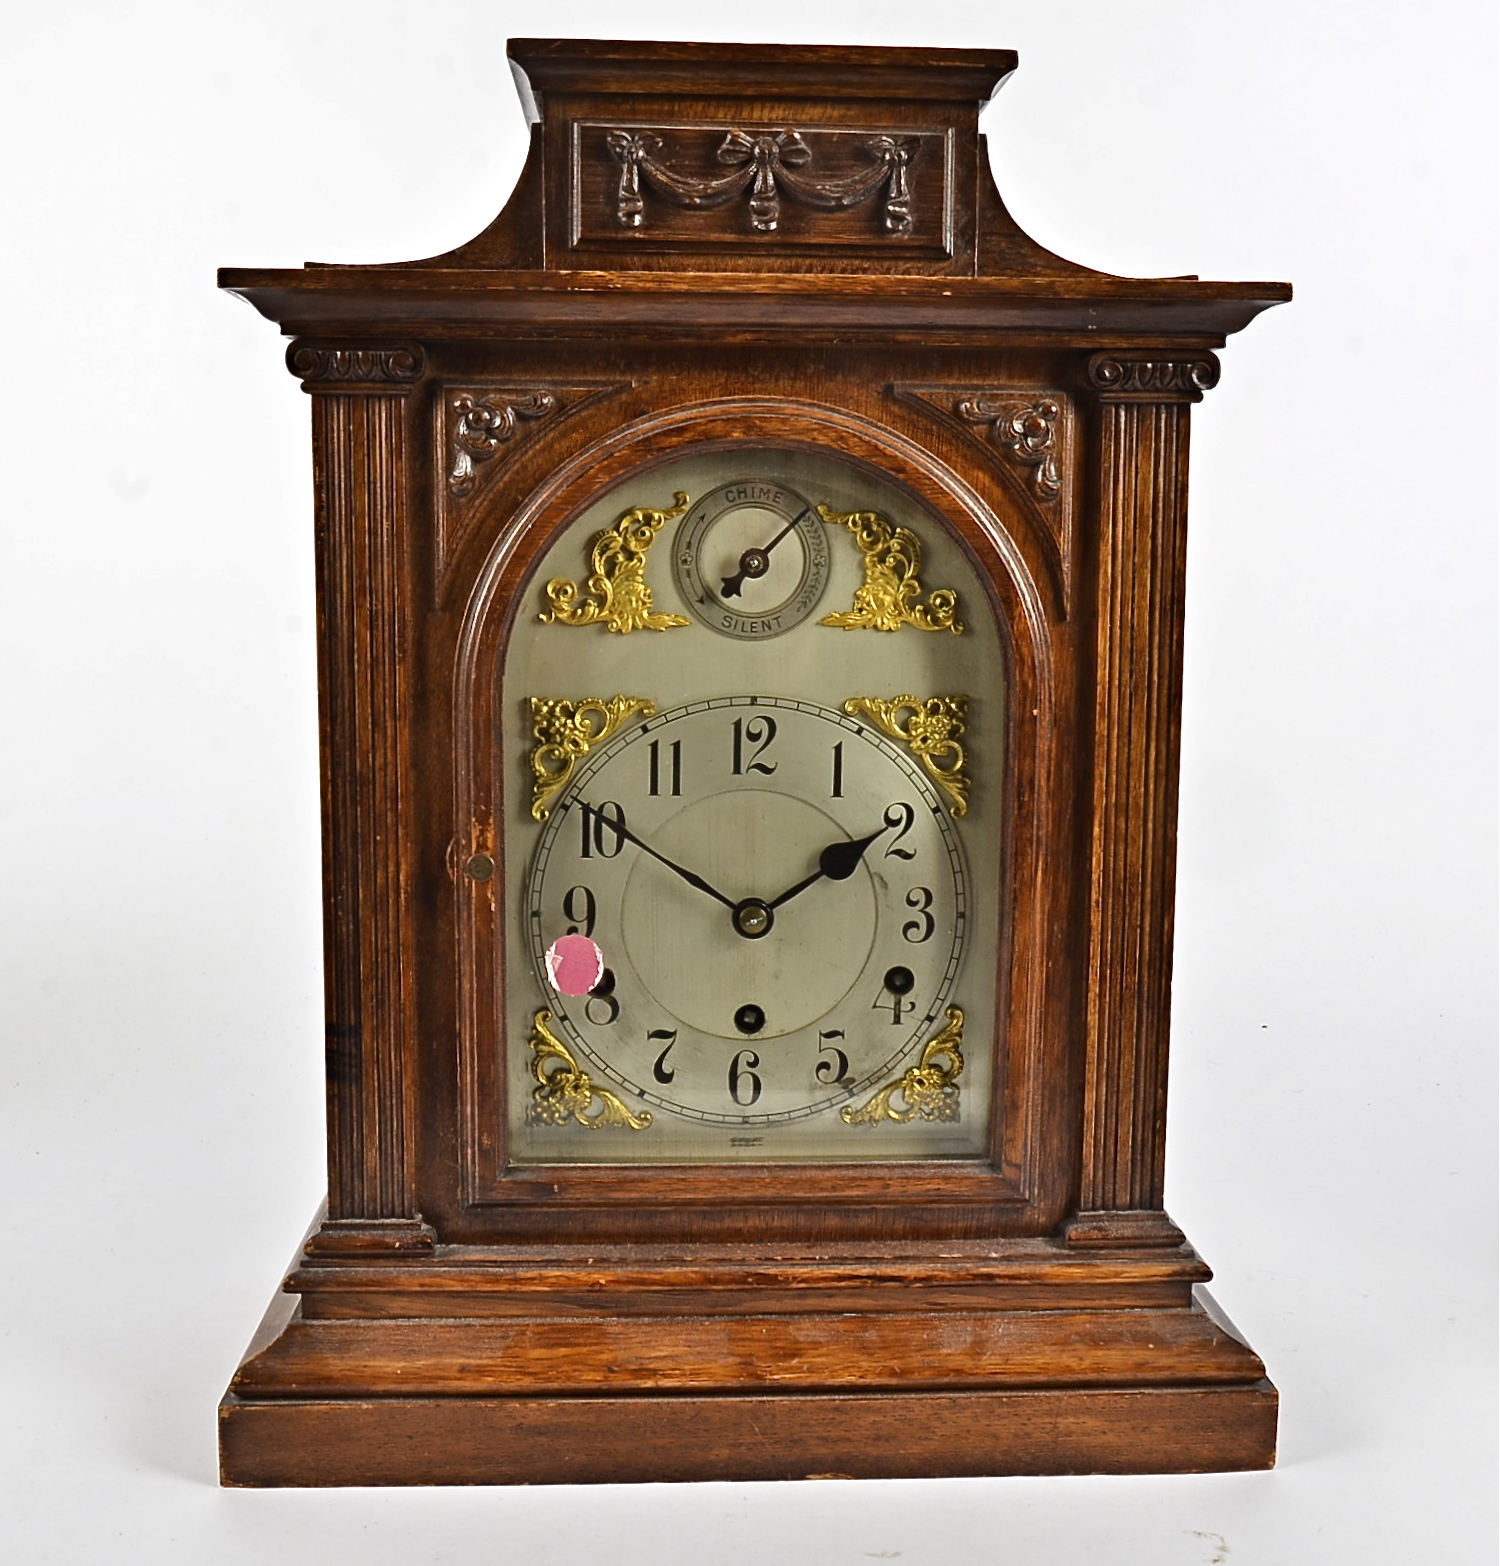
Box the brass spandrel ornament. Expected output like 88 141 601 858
539 494 692 633
842 1006 965 1125
844 695 971 817
524 1010 654 1131
818 504 964 633
527 696 657 822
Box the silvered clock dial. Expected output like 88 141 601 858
503 446 1003 1164
525 696 967 1130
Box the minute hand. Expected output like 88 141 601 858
766 826 886 912
580 804 737 911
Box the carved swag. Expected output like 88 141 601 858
606 128 916 235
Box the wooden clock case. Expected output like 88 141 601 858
217 38 1289 1486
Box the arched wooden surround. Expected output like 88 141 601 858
448 398 1079 1243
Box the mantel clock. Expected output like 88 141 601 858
217 38 1290 1486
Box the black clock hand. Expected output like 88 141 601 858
766 826 886 911
577 802 737 911
719 507 811 599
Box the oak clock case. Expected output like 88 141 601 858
497 449 1003 1165
217 36 1289 1488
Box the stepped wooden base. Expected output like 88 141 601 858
219 1227 1277 1486
221 1383 1277 1487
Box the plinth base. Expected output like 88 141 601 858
221 1382 1276 1487
218 1229 1276 1486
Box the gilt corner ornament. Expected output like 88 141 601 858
842 1007 965 1125
844 695 971 817
525 1010 652 1131
818 505 963 634
540 493 693 633
955 396 1062 499
448 390 559 496
606 127 916 235
527 696 657 823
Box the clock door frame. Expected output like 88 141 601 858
445 395 1078 1243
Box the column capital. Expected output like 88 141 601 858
287 341 426 393
1087 353 1220 402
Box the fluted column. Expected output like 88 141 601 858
1067 353 1219 1249
287 342 433 1254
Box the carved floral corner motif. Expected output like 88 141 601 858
606 127 916 235
844 695 970 817
842 1008 965 1125
525 1010 653 1131
955 396 1062 499
527 696 657 822
817 505 963 635
448 390 559 496
539 493 693 634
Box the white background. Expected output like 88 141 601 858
1 3 1493 1562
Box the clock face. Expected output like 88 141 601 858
525 697 967 1126
501 447 1004 1163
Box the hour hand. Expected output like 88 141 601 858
766 826 885 911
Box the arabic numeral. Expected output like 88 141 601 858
815 1029 850 1084
883 801 916 859
562 884 596 937
584 966 619 1026
902 886 935 944
648 738 682 797
728 1049 762 1106
579 800 627 859
731 715 777 776
876 965 916 1025
649 1028 678 1083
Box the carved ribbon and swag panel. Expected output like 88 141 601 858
570 123 953 257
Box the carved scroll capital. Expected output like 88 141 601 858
286 342 425 393
1087 355 1220 403
955 396 1062 499
527 695 656 822
844 695 970 817
540 494 692 634
525 1011 652 1131
818 505 962 635
448 390 558 496
842 1008 965 1125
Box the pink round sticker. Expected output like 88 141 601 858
544 933 605 997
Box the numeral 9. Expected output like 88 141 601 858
563 885 596 937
